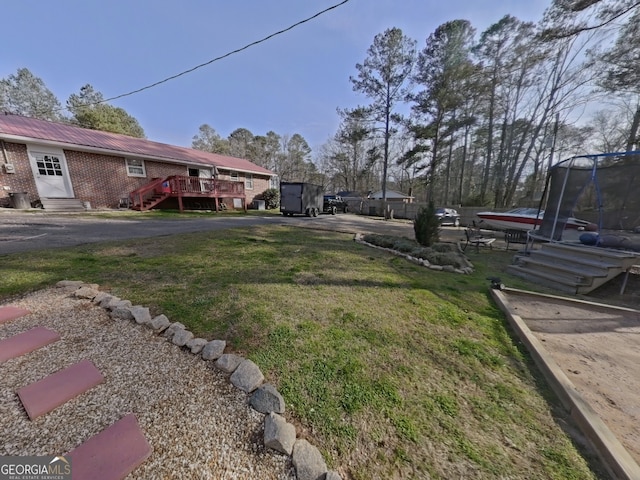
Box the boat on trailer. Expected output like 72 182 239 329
476 207 594 232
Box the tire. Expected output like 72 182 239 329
306 209 311 217
343 206 348 213
312 208 319 217
331 206 337 215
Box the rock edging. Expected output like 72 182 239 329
60 279 342 480
353 232 474 274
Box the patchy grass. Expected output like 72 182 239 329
0 226 605 479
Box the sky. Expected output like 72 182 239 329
2 0 552 156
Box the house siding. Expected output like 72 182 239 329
0 140 272 208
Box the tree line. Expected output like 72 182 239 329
318 0 640 207
190 125 318 183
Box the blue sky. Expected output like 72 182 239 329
3 0 550 155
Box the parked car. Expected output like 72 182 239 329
435 207 460 227
323 195 349 214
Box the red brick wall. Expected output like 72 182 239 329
0 141 273 209
247 177 271 205
64 150 185 208
0 142 39 206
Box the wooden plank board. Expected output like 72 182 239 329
0 305 31 324
17 359 104 420
0 326 60 363
67 414 152 480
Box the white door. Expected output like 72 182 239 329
199 169 213 191
28 148 74 198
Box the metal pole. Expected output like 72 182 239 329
547 112 560 172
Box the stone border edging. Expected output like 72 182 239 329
57 280 342 480
354 233 474 274
491 287 640 480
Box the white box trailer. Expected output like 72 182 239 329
280 182 324 217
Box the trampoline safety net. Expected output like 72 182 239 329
535 151 640 241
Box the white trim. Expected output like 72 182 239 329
125 158 146 177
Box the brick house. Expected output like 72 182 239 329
0 113 277 210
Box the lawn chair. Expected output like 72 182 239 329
461 227 495 252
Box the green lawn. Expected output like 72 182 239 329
0 224 605 479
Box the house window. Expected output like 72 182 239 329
126 158 146 177
270 176 279 189
245 174 253 189
230 171 239 181
35 154 63 176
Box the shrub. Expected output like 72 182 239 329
261 188 280 209
392 238 419 253
362 234 396 249
424 251 464 269
414 202 440 247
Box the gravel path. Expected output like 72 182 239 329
0 286 294 479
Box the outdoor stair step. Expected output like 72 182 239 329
531 249 620 270
507 264 590 294
67 414 152 480
0 305 31 324
0 327 61 363
17 359 104 420
515 255 611 278
544 242 640 260
40 198 86 212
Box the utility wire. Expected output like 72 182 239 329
99 0 350 105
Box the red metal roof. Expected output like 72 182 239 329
0 113 274 176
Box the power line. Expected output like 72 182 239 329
100 0 351 105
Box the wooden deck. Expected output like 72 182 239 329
129 175 246 212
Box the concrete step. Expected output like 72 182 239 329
514 254 611 279
544 242 639 262
530 249 620 270
507 264 586 294
41 198 86 212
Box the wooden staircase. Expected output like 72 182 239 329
41 198 86 212
131 192 170 211
507 242 640 294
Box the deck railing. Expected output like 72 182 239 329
129 175 245 210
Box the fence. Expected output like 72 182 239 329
346 198 501 228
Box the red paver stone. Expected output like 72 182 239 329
0 326 60 363
17 359 104 420
67 414 152 480
0 306 31 324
